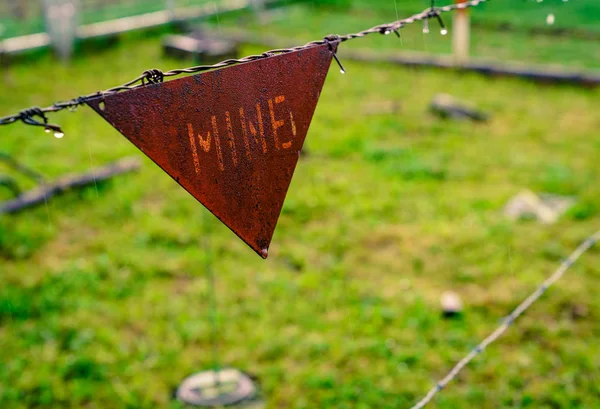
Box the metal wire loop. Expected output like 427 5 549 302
142 68 165 85
19 107 47 127
324 35 345 74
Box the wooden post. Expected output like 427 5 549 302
42 0 78 61
251 0 265 18
0 23 5 76
166 0 176 21
252 0 265 10
452 0 470 63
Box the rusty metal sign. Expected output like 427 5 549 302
87 44 334 258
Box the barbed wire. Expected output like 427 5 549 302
0 0 488 136
408 229 600 409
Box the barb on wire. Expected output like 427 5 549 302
408 230 600 409
0 0 488 135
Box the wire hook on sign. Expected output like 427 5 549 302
324 36 345 74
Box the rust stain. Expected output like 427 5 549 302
86 43 335 258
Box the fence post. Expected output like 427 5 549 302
166 0 176 21
452 0 470 63
42 0 79 61
0 23 6 80
251 0 265 13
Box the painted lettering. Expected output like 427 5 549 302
211 115 225 171
187 94 297 172
239 105 267 159
289 111 297 138
269 95 288 150
187 123 201 175
225 111 239 167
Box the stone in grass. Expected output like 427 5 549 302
571 303 589 320
430 93 488 122
440 291 463 318
163 31 238 64
504 190 575 224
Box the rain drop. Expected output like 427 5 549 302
546 13 555 25
54 131 64 139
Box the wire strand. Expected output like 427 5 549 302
408 230 600 409
0 0 488 132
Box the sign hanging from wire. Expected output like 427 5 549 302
0 0 488 256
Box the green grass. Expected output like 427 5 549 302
1 13 600 409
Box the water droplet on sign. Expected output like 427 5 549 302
54 131 64 139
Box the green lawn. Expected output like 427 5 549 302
1 7 600 409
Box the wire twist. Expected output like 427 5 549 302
0 0 488 132
142 69 165 85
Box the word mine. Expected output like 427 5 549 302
187 94 297 172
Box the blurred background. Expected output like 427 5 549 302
1 0 599 408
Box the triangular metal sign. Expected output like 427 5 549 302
87 43 334 258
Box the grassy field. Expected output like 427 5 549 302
1 5 600 409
